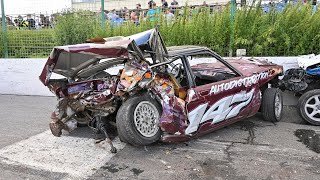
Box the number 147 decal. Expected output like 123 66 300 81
185 89 255 135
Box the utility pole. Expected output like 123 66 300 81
101 0 105 30
229 0 236 57
1 0 8 58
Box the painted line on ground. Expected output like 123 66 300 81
0 130 126 179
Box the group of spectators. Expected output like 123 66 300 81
104 0 218 26
1 14 54 30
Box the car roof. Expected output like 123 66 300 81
167 45 212 57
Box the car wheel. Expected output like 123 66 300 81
116 94 162 146
262 88 283 122
298 89 320 126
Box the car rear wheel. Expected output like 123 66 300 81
261 88 283 122
298 89 320 126
116 94 162 146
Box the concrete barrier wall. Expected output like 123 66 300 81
0 57 299 96
0 58 53 96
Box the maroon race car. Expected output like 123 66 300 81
39 28 283 153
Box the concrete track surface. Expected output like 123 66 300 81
0 94 319 180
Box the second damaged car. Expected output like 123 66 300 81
278 55 320 125
40 29 283 152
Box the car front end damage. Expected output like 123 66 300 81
278 56 320 94
39 29 173 152
277 55 320 125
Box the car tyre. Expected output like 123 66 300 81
262 88 283 122
298 89 320 126
116 94 162 146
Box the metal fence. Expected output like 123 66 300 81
0 0 240 58
0 0 319 58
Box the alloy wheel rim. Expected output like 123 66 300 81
134 101 160 137
275 93 282 119
304 95 320 122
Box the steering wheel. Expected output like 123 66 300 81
170 63 183 79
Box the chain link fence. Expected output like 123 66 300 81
1 0 319 58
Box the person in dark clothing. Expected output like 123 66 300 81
148 0 154 9
171 0 178 6
135 3 142 17
162 0 168 8
170 0 179 13
26 14 35 29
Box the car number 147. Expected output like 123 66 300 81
185 89 255 135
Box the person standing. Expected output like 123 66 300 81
165 9 174 23
26 14 35 29
171 0 179 7
170 0 179 13
135 3 142 18
162 0 169 9
147 2 160 21
148 0 154 9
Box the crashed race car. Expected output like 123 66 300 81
278 55 320 126
40 28 284 153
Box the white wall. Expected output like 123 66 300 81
0 58 53 96
0 57 299 96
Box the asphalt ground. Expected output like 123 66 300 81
0 93 319 180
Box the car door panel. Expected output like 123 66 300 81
185 76 257 135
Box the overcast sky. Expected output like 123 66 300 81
1 0 72 15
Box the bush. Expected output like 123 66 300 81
53 10 99 45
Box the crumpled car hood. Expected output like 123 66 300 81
39 28 166 86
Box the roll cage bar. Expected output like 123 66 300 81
151 47 243 88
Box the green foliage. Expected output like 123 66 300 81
1 3 320 58
7 29 55 58
53 10 99 45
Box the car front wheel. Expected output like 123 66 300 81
298 89 320 126
116 94 162 146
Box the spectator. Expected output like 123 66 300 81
107 9 118 20
15 15 28 29
26 14 35 29
164 9 174 23
135 3 142 17
35 16 41 29
203 1 208 7
119 7 128 18
5 16 15 26
171 0 179 6
162 0 169 9
170 0 179 13
124 12 130 21
136 3 142 10
123 7 129 14
147 2 160 21
130 11 139 25
148 0 154 9
42 16 50 28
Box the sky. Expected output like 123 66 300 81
0 0 72 15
